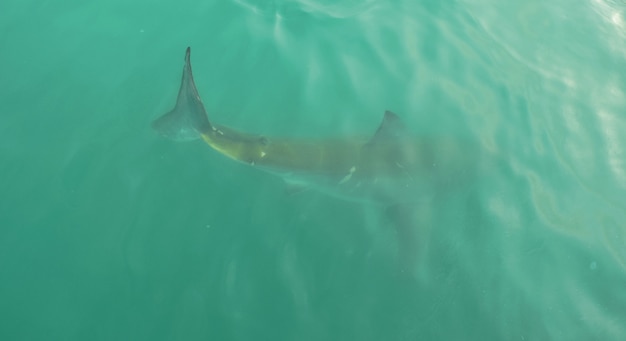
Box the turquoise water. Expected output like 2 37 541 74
2 0 626 339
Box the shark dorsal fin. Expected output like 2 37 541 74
366 110 408 146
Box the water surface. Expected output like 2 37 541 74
1 0 625 340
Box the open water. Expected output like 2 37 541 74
1 0 626 340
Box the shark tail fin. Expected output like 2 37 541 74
152 47 212 142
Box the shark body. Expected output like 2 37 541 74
153 47 477 204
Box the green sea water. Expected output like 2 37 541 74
2 0 626 340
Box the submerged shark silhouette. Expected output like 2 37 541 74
153 47 477 205
153 47 488 273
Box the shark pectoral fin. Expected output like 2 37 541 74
386 203 431 277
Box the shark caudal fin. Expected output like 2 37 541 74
152 47 212 141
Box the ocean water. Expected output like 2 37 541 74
1 0 626 340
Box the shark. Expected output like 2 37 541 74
153 47 484 272
152 47 478 206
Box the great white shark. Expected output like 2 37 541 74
153 47 483 271
153 48 478 205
